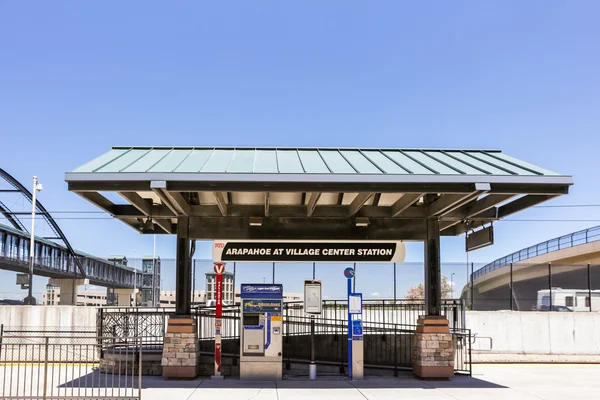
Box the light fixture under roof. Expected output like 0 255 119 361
139 217 154 233
249 217 263 227
355 217 369 227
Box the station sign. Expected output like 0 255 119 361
242 299 283 313
352 320 363 340
213 240 405 263
241 284 283 295
466 226 494 252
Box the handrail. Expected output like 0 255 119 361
473 225 600 280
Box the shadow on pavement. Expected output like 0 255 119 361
61 370 506 390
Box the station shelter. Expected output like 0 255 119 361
66 146 573 379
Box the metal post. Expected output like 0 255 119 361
233 262 236 305
588 263 592 312
285 303 291 370
192 259 196 307
214 265 224 377
470 263 474 310
175 217 191 316
42 337 49 399
309 262 316 380
312 262 316 280
425 218 442 316
27 176 40 305
112 260 117 306
347 276 352 379
272 262 275 284
72 276 77 306
510 263 514 311
353 262 356 293
309 315 316 379
548 262 552 311
393 263 397 305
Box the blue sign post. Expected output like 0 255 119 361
343 267 355 379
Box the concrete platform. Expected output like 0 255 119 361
139 364 600 400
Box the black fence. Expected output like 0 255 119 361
0 334 141 399
466 263 600 312
97 299 470 375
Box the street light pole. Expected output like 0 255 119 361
27 176 42 305
451 272 455 298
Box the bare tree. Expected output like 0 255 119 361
405 275 454 299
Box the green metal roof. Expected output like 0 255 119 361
71 146 562 177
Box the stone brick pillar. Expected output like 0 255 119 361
162 317 200 379
412 316 454 379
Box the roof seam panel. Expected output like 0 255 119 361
111 146 505 152
92 148 132 172
358 150 386 173
399 150 439 174
316 149 333 173
295 149 307 173
118 149 152 172
442 151 492 175
172 149 194 172
198 149 218 172
337 150 359 173
146 149 173 172
420 150 465 174
465 151 520 175
379 150 413 174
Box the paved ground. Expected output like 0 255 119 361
140 365 600 400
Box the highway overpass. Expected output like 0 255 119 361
461 226 600 311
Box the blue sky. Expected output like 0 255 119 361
1 1 599 300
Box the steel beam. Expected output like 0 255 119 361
265 192 270 217
391 193 422 217
498 195 557 219
440 194 514 231
306 193 321 217
213 192 228 216
427 183 490 217
150 182 190 216
187 216 427 240
348 193 374 216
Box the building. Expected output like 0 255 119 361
160 290 206 307
41 284 301 307
42 284 109 306
106 256 129 305
140 256 161 306
205 272 234 305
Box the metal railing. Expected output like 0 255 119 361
97 300 470 376
98 300 464 347
473 225 600 280
0 224 141 288
0 335 141 399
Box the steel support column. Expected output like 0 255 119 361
176 216 192 316
425 218 442 316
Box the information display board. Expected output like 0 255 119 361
349 293 362 314
304 280 322 314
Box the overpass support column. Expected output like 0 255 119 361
48 278 89 305
413 217 454 380
162 216 200 379
113 288 138 306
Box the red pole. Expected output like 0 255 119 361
214 263 225 377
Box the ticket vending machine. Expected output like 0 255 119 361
240 284 284 380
